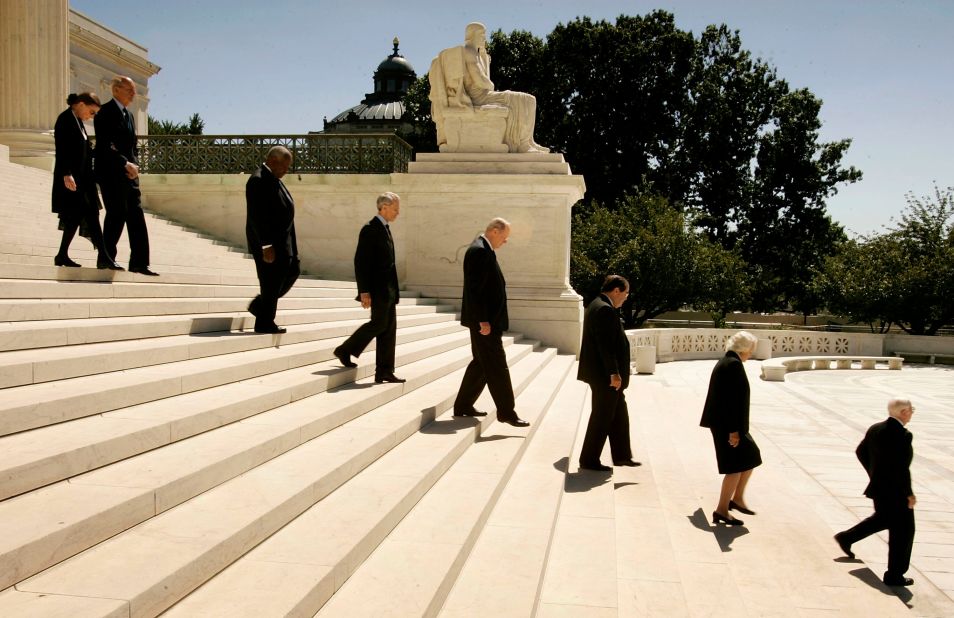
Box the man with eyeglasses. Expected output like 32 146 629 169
577 275 640 471
94 75 157 276
835 398 917 587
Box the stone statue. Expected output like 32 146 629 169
429 22 549 154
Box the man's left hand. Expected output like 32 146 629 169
610 374 622 390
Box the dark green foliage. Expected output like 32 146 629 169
572 195 748 327
398 76 437 156
147 112 204 135
818 184 954 334
407 12 863 316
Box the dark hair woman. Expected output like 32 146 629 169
52 92 121 269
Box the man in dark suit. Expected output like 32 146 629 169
334 193 404 383
452 218 529 427
577 275 638 471
835 398 917 587
94 76 156 276
246 146 300 334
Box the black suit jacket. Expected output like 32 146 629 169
577 294 631 389
857 417 913 501
699 351 750 433
353 217 399 304
52 108 101 214
245 164 297 260
93 98 139 188
460 236 508 332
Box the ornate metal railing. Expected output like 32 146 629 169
132 133 411 174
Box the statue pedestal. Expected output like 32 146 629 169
402 154 585 353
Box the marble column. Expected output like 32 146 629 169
0 0 69 169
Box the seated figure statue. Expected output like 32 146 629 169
429 22 549 154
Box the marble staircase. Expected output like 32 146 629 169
0 153 584 616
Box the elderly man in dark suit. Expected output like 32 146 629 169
94 75 156 276
452 218 528 427
835 398 917 587
246 146 300 334
334 192 404 383
577 275 638 471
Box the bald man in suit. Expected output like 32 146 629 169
452 218 528 427
835 398 917 587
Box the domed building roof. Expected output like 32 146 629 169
322 38 417 134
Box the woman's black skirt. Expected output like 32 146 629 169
710 429 762 474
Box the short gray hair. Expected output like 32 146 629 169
266 145 292 162
887 398 913 419
376 192 400 209
485 217 510 234
725 331 758 353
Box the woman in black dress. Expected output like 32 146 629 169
52 92 121 269
700 330 762 526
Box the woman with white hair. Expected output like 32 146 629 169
700 330 762 525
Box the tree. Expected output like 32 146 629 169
398 76 437 155
147 112 204 135
572 194 748 327
740 89 860 312
483 14 861 313
819 184 954 334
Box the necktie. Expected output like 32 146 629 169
123 108 133 133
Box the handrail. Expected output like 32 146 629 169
129 133 412 174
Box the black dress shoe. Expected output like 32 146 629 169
453 409 488 417
247 297 261 317
374 374 406 384
129 266 159 276
54 255 81 267
96 257 124 270
334 347 357 368
499 416 529 427
729 500 755 515
834 532 855 559
254 324 286 334
580 462 612 472
613 459 642 467
883 575 914 587
712 511 744 526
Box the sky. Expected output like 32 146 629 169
70 0 953 238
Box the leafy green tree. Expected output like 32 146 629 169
398 76 437 155
572 194 748 327
147 112 204 135
816 237 905 333
481 13 860 313
741 89 860 312
819 184 954 334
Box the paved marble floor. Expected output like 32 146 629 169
608 360 954 617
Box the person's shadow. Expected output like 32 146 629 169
554 457 613 493
688 507 748 552
847 568 914 607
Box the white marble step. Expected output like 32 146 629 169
0 299 454 355
0 277 360 300
163 347 560 618
0 320 467 437
316 354 574 617
0 307 456 388
0 235 251 263
0 263 353 286
0 295 436 322
536 380 621 615
440 370 588 617
0 330 493 501
0 335 517 592
7 346 549 617
0 336 534 592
